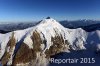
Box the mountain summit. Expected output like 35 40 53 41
46 16 51 19
0 18 69 66
0 18 100 66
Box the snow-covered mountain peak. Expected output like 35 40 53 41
37 17 65 29
35 17 66 39
40 17 57 24
46 16 51 19
1 18 100 66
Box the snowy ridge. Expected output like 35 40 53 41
0 18 100 66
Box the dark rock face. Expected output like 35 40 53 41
31 30 42 52
46 17 51 19
12 43 34 65
1 32 16 65
45 35 66 58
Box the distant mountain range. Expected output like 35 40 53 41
60 19 100 28
0 19 100 34
0 22 39 33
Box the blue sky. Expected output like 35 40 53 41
0 0 100 22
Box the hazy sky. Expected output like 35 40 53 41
0 0 100 22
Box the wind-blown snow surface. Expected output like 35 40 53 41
0 18 100 65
